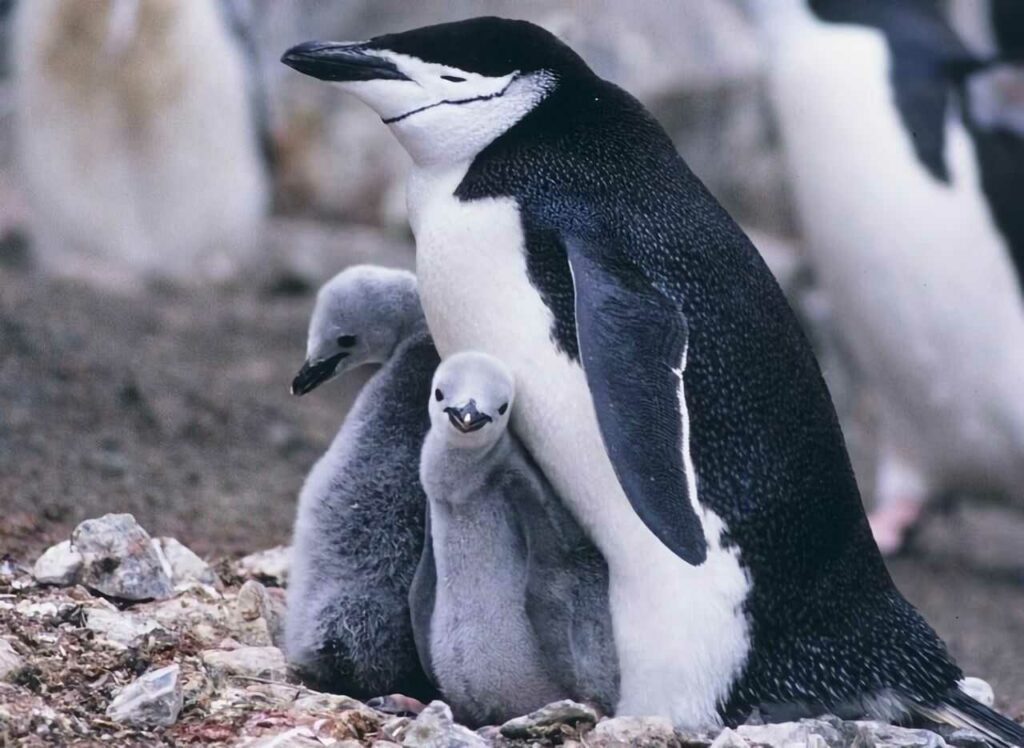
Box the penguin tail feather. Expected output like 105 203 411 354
913 689 1024 747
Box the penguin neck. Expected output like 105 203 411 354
421 430 512 505
394 310 430 352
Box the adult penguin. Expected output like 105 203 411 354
749 0 1024 554
281 18 1024 743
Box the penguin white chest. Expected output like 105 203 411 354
408 165 750 728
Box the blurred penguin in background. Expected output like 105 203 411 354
13 0 269 291
750 0 1024 554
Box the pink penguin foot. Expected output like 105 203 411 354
366 694 428 716
869 498 924 556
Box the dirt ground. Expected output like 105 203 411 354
2 260 1022 719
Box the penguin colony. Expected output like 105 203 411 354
13 0 268 290
279 12 1024 746
752 0 1024 556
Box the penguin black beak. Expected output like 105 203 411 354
281 41 411 83
444 401 493 434
291 352 349 396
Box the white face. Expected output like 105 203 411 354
429 352 515 449
335 51 555 166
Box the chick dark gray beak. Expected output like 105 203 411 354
444 400 493 434
291 352 349 396
281 41 411 82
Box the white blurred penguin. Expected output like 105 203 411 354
13 0 269 290
750 0 1024 553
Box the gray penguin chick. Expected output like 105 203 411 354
285 265 438 703
410 352 618 727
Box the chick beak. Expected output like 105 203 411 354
444 400 492 434
290 352 349 396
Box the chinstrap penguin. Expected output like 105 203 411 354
13 0 269 290
410 352 617 726
749 0 1024 558
284 265 438 704
281 16 1023 742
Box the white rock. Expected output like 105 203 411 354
153 537 218 588
72 514 174 601
738 719 843 747
232 580 284 648
590 716 684 746
236 546 290 586
106 664 183 728
850 721 947 747
500 700 600 739
959 676 995 708
0 639 25 681
402 701 487 748
84 607 165 647
141 588 228 641
202 646 287 682
32 540 82 586
710 728 749 748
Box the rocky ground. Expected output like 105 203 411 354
0 512 1013 747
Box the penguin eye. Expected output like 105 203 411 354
434 388 444 402
337 335 357 348
440 75 466 83
498 403 509 415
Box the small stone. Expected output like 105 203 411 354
945 727 992 747
738 719 844 747
106 664 183 728
850 721 946 747
236 546 290 586
959 677 995 708
590 715 684 747
0 639 25 682
140 586 228 640
499 699 599 739
232 580 284 647
291 692 368 714
72 514 174 601
202 646 287 682
709 728 749 748
402 701 488 748
84 606 165 647
32 540 82 586
153 537 218 588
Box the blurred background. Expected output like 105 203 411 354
0 0 1020 714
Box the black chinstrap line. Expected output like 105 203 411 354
381 73 521 124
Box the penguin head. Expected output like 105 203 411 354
281 17 589 165
429 352 514 449
291 265 422 396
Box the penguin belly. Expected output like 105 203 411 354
767 24 1024 491
408 165 751 728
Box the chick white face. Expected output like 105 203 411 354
429 352 514 449
281 42 555 165
291 265 420 396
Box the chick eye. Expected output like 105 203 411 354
434 389 444 402
498 403 509 415
337 335 357 348
441 75 466 82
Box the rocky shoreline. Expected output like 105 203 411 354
0 514 1002 747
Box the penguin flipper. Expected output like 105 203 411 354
566 240 707 565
